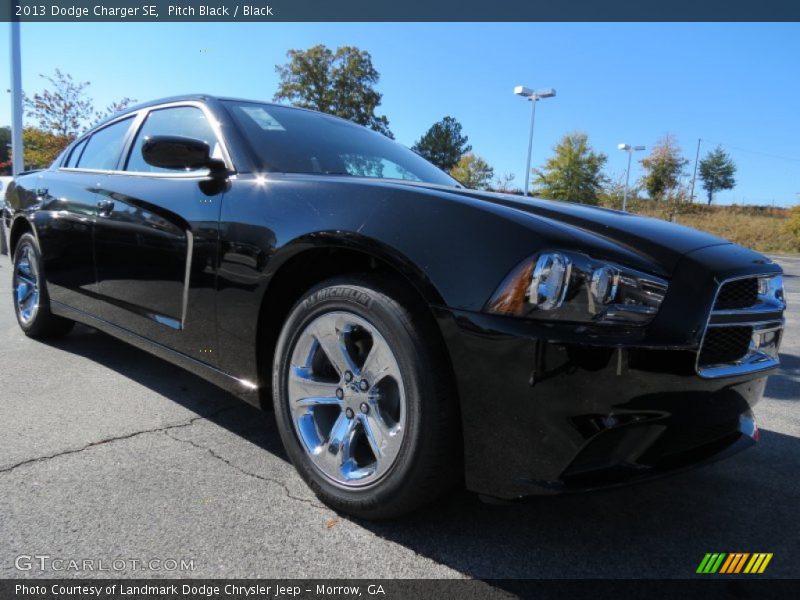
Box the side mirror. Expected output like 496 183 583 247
141 135 226 177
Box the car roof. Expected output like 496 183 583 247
96 94 343 129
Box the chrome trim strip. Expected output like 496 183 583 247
148 100 235 171
180 230 194 328
698 355 780 379
57 100 236 176
711 304 784 317
153 314 182 330
706 320 784 330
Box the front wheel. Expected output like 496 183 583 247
272 275 460 519
12 233 74 338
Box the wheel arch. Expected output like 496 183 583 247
8 215 38 257
253 233 452 408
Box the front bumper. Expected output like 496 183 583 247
436 308 771 499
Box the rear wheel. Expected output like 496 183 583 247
12 233 74 338
272 275 459 519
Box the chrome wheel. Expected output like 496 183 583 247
13 244 40 325
287 311 407 488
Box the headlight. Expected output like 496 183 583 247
486 251 668 325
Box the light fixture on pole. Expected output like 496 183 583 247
617 143 645 212
514 86 556 197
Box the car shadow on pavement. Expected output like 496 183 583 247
40 324 800 580
765 352 800 401
39 324 291 460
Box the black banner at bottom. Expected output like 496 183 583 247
3 579 800 600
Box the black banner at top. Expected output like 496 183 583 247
2 0 800 22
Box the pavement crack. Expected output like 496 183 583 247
0 405 239 476
163 429 326 510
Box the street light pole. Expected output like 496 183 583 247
514 86 556 197
10 19 24 176
524 98 537 197
617 143 645 212
690 138 702 202
623 149 633 211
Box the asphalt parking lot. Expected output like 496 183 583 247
0 252 798 582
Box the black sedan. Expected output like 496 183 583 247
4 95 786 518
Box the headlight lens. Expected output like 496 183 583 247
487 251 668 324
529 252 571 310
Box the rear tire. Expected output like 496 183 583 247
272 275 460 519
12 233 74 338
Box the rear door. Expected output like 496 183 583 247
36 115 136 310
91 103 230 363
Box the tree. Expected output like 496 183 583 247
94 97 137 125
450 153 494 189
533 132 607 204
639 134 689 201
20 69 136 169
274 45 392 137
0 126 10 174
598 175 643 210
698 146 737 205
411 116 471 171
24 69 95 139
22 128 72 169
492 172 518 194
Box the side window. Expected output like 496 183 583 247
77 117 135 170
126 106 222 173
64 138 88 168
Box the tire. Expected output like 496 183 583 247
12 233 74 338
273 275 460 519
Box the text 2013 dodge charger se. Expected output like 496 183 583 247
4 96 785 518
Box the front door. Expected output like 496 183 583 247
91 104 228 363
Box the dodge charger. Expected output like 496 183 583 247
4 95 786 518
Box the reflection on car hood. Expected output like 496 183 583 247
400 182 733 274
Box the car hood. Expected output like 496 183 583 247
402 183 732 275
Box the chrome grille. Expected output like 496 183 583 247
714 278 758 310
698 326 752 367
697 273 784 378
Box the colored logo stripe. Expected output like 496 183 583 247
720 553 749 573
745 553 773 574
697 553 772 574
697 553 726 573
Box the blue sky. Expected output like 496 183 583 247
1 22 798 205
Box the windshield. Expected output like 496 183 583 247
222 100 459 187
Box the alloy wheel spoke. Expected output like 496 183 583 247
308 316 358 377
288 366 341 401
16 259 32 277
15 273 36 287
16 284 33 304
360 412 401 462
21 294 37 311
321 413 356 472
361 337 398 386
290 396 342 421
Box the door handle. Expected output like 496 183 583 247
96 199 114 217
